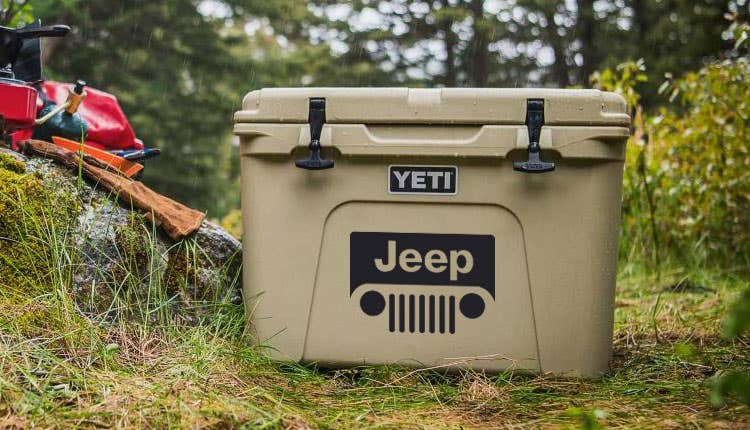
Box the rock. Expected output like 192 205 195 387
0 146 26 162
4 149 242 322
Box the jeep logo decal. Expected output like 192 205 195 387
373 240 475 281
350 232 494 334
388 165 457 195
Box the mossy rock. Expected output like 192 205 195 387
0 151 80 295
0 149 242 326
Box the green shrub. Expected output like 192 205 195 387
594 57 750 270
652 59 750 265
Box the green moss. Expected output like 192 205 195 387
111 214 153 285
0 153 80 295
0 153 93 347
0 152 25 174
85 211 214 322
81 214 156 321
163 243 200 299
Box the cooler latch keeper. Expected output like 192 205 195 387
295 97 334 170
513 99 555 173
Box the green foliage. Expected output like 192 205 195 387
592 60 661 269
724 288 750 339
727 12 750 50
3 2 750 427
615 0 736 108
0 150 25 173
712 371 750 408
0 0 34 26
595 56 750 269
594 53 750 411
565 407 605 430
306 0 563 86
219 208 242 240
589 59 647 108
650 59 750 264
714 286 750 407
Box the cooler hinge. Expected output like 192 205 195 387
513 99 555 173
295 97 334 170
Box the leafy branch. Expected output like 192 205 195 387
1 0 32 26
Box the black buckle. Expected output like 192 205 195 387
513 99 555 173
295 98 334 170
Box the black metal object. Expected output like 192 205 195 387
513 99 555 173
0 24 69 71
12 20 43 82
113 148 162 163
72 79 85 95
295 98 334 170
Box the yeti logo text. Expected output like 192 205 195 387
389 165 457 195
374 240 474 281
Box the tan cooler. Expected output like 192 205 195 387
234 88 630 377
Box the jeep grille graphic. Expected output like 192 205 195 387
388 294 456 334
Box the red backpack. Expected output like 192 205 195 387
11 81 144 151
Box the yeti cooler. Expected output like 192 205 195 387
234 88 630 377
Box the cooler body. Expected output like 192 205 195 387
234 88 630 377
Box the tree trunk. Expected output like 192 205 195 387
437 0 457 86
444 21 457 87
577 0 594 86
632 0 647 49
544 7 569 88
469 0 489 87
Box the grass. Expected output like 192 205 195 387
1 158 749 428
1 252 748 428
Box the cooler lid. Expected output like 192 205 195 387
234 88 629 126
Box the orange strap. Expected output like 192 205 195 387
51 136 143 178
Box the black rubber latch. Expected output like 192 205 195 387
513 99 555 173
295 97 334 170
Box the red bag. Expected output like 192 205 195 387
41 82 144 150
11 81 144 151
